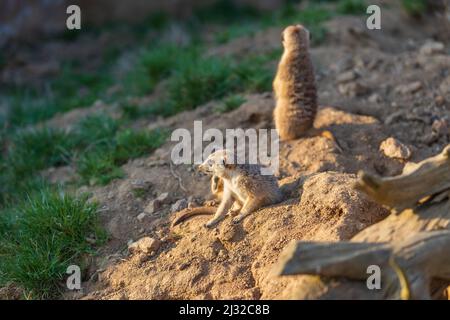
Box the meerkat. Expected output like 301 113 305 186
171 149 282 228
273 24 317 141
273 24 342 151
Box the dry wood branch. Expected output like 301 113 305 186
274 241 390 279
276 145 450 300
354 145 450 211
275 231 450 299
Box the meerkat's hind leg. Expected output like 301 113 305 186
232 197 262 224
205 188 233 228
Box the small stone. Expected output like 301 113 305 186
128 237 160 254
368 93 381 103
380 137 412 160
144 200 161 214
137 212 147 222
171 199 188 213
338 82 369 97
435 95 445 106
156 192 170 204
431 119 449 137
138 228 145 234
337 70 358 83
85 237 96 245
395 81 422 95
187 202 197 209
420 41 445 56
439 76 450 95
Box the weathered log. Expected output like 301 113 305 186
354 145 450 211
275 145 450 300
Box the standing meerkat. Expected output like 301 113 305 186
171 149 282 228
273 24 317 141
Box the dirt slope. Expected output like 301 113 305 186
46 9 449 300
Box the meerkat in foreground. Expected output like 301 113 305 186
273 25 342 151
171 149 283 228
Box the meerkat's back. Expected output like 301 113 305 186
273 24 317 141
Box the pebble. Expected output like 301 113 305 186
380 137 412 160
337 70 358 83
171 199 188 213
128 237 161 254
368 93 381 103
435 95 445 106
395 81 422 95
137 212 147 222
338 82 369 97
156 192 170 204
420 41 445 56
144 199 161 214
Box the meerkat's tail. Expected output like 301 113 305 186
171 206 217 227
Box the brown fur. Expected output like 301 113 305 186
171 150 283 228
273 24 318 141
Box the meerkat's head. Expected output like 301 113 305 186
281 24 311 51
198 149 235 177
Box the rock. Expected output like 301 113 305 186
420 41 445 56
128 237 161 254
380 137 412 160
187 202 197 209
337 70 358 83
338 82 368 97
431 119 449 137
435 95 445 106
439 76 450 95
368 93 381 103
130 179 151 190
144 200 161 214
395 81 422 95
171 199 188 213
156 192 170 204
137 212 147 222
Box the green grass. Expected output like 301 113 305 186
8 128 75 175
167 55 235 112
125 44 186 95
76 151 124 186
76 126 168 186
0 114 166 206
193 0 260 24
401 0 427 16
0 190 104 299
73 114 120 148
4 64 112 129
0 128 78 205
337 0 367 15
153 49 277 116
115 129 168 161
215 95 246 113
